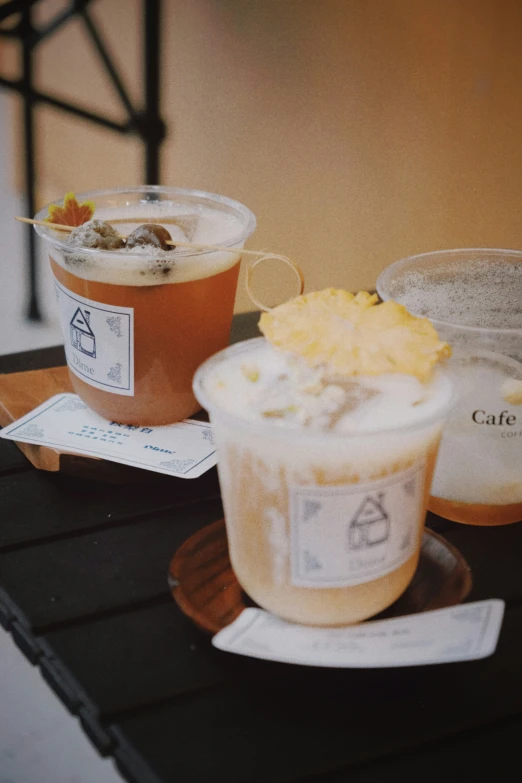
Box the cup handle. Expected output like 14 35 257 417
246 253 305 312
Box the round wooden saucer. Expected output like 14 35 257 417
168 519 472 635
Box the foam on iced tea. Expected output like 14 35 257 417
52 202 246 286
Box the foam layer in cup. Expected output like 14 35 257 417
201 339 454 435
35 191 255 286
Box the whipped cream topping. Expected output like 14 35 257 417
204 340 453 433
42 202 247 286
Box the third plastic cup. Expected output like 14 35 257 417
377 248 522 526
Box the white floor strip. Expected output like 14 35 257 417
0 93 123 783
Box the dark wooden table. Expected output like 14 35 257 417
1 312 522 783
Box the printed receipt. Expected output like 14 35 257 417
0 393 216 479
213 600 505 667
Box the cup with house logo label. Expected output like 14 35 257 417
377 248 522 526
193 290 455 626
34 187 256 425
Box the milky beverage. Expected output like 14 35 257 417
377 251 522 526
35 188 256 425
194 338 453 626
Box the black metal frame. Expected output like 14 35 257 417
0 0 166 320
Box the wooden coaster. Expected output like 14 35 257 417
0 365 71 471
0 366 152 482
169 520 473 635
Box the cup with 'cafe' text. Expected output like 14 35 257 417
378 248 522 526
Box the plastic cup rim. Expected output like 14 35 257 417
376 247 522 337
33 185 257 260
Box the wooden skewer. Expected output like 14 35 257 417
15 215 305 310
16 216 279 257
17 216 73 232
108 216 195 226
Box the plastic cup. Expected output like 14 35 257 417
194 338 454 626
34 186 256 425
377 248 522 526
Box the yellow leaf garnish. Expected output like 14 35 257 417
259 288 451 382
45 192 95 227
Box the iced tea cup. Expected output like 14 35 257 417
377 249 522 526
34 187 256 425
194 338 454 627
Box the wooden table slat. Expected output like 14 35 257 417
108 606 522 783
38 602 272 718
0 468 219 550
309 712 522 783
0 437 32 473
0 499 223 629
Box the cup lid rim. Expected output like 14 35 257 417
376 247 522 336
33 186 257 259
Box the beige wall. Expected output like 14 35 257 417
5 0 522 310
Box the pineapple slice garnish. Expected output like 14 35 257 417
259 289 450 382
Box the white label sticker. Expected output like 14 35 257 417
54 279 134 396
213 601 505 668
290 464 425 588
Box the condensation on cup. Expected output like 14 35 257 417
34 187 256 425
377 248 522 526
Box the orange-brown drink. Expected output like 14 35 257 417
194 290 454 626
35 187 256 425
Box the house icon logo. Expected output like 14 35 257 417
70 307 96 358
348 492 390 550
